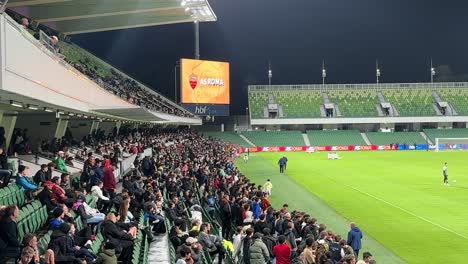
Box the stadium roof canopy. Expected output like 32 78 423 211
7 0 216 35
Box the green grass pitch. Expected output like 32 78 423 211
235 151 468 264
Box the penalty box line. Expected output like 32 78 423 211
347 184 468 241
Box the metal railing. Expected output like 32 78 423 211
0 1 8 14
249 82 468 91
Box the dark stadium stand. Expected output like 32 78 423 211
423 128 468 143
242 130 305 146
308 130 367 146
366 132 427 145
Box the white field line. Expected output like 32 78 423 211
344 183 468 241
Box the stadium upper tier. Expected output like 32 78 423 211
1 13 200 125
437 88 468 115
366 132 426 145
380 89 435 116
242 131 305 146
307 130 366 146
423 128 468 143
250 90 323 118
327 89 378 117
248 83 468 119
58 41 192 117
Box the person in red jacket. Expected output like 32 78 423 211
50 177 67 204
273 235 292 264
262 194 271 212
103 163 117 199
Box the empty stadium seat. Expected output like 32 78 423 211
437 88 468 115
242 131 305 146
366 132 426 145
202 132 251 147
382 89 435 116
328 89 378 117
307 130 367 146
249 90 323 118
423 128 468 143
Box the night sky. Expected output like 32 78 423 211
72 0 468 115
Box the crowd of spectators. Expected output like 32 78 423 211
7 10 195 119
0 125 378 264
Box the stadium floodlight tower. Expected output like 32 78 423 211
194 20 200 59
376 60 381 84
430 58 436 83
322 60 326 86
268 61 272 86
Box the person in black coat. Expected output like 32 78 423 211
38 181 58 212
219 195 232 239
48 223 81 264
0 147 8 170
261 228 277 260
102 213 134 262
0 205 22 261
33 164 48 186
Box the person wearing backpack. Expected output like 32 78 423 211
283 221 297 255
261 228 276 260
240 228 254 264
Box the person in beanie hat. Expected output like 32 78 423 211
49 207 65 230
95 242 117 264
48 223 81 263
362 252 373 263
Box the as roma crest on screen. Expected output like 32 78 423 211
189 74 198 89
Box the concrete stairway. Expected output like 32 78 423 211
420 131 433 145
361 133 372 145
302 133 311 146
240 134 256 146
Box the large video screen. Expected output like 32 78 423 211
180 59 230 105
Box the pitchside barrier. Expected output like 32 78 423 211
238 144 468 153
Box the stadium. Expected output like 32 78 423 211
0 1 467 264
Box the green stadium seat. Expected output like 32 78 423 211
307 130 367 146
437 88 468 115
328 89 378 117
202 132 250 147
382 89 435 116
423 128 468 143
249 90 323 118
242 131 305 146
366 132 426 145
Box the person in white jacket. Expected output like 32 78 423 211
91 180 110 213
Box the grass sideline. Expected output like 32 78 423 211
235 151 468 263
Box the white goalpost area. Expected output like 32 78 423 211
435 138 468 152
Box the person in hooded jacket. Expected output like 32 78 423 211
249 233 270 264
95 242 117 264
252 198 262 220
72 193 105 225
47 223 82 264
